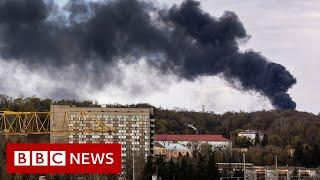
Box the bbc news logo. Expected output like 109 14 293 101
14 151 114 166
6 144 121 174
14 151 67 166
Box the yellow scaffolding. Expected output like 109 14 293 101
0 111 115 135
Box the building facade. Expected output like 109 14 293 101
50 105 155 174
153 134 232 158
245 166 319 179
153 141 192 159
218 163 319 179
238 130 265 142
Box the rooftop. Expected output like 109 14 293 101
153 134 230 142
51 105 154 115
157 142 191 151
238 130 265 135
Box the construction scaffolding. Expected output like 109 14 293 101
0 110 115 135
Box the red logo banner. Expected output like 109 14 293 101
6 143 122 174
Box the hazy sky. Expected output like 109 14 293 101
1 0 319 114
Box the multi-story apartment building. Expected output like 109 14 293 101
50 105 155 174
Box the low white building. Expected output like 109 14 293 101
238 130 265 142
153 134 232 157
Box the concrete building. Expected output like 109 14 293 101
245 166 319 179
50 105 155 173
153 134 232 158
238 130 265 142
218 163 319 179
153 141 192 159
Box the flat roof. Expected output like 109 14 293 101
51 105 153 115
238 130 264 134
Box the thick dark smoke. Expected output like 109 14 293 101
0 0 296 109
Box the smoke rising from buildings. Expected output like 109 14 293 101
0 0 296 109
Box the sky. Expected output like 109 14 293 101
0 0 319 114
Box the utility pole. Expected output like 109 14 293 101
243 153 246 180
275 155 278 176
133 150 135 180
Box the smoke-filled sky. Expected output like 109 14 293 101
0 0 319 114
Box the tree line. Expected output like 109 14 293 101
144 150 240 180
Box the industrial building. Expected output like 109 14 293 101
50 105 155 173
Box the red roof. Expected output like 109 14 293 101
153 134 230 142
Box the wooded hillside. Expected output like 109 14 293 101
0 95 319 166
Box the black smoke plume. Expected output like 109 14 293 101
0 0 296 109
